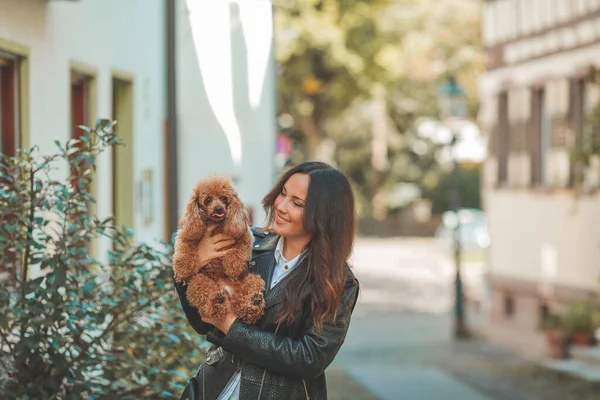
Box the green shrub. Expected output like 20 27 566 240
0 120 206 399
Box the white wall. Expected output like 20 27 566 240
0 0 167 251
176 0 277 226
486 191 600 290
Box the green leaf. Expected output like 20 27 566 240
167 334 180 344
77 125 91 133
167 370 188 378
54 140 65 152
82 281 96 294
0 314 8 329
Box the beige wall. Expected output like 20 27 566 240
486 190 600 291
0 0 167 259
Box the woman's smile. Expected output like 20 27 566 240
275 213 290 225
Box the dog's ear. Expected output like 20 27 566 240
178 195 206 239
224 196 250 237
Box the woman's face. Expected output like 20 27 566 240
273 173 311 240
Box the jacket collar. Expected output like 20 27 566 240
252 230 279 252
250 232 307 311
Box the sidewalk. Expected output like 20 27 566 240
328 309 600 400
331 238 600 400
327 368 380 400
344 365 492 400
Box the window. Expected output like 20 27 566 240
71 72 91 140
0 43 28 281
111 75 134 232
69 68 97 253
497 91 510 185
503 293 515 318
0 50 21 279
539 302 550 326
0 50 20 157
70 71 94 191
568 77 586 187
530 87 550 186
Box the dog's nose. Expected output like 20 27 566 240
215 206 224 214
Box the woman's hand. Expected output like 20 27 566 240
201 282 237 334
197 225 236 269
201 309 237 334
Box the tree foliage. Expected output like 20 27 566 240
276 0 483 216
0 121 206 399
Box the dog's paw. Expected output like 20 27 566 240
215 290 226 304
240 306 264 325
251 292 264 306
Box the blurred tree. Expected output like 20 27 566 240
0 121 207 399
275 0 388 159
421 163 482 215
276 0 483 218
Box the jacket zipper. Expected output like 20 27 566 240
302 379 310 400
257 322 281 400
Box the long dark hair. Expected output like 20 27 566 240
262 161 356 334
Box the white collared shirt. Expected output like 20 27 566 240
270 237 307 289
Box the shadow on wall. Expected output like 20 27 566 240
178 0 236 172
178 0 275 220
180 0 274 169
229 0 277 206
230 1 251 182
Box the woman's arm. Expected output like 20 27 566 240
221 277 359 380
172 226 236 335
174 279 214 335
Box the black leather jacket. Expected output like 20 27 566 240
175 229 359 400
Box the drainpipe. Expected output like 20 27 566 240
166 0 179 239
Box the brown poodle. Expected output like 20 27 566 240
173 176 265 324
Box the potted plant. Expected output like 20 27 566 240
540 313 569 359
563 300 598 346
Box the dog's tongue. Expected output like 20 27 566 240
212 212 225 218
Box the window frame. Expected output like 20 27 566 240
0 39 29 155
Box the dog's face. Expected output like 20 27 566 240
196 191 231 224
179 176 248 239
189 176 241 226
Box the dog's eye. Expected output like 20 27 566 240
220 196 228 204
204 196 212 205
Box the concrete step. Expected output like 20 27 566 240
570 345 600 367
540 358 600 382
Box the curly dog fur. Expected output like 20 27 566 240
173 176 265 324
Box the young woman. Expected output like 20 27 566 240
175 161 360 400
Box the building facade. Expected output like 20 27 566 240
0 0 277 262
480 0 600 354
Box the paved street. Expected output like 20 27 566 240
326 237 600 400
